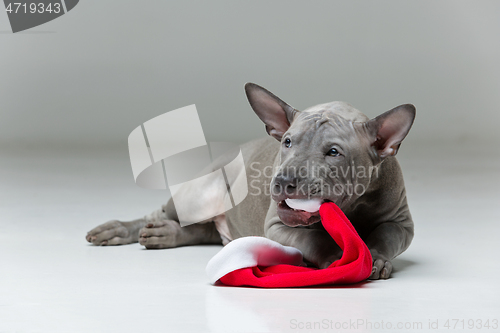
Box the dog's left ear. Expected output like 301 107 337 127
245 83 299 141
366 104 416 158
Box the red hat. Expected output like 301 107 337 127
206 202 372 287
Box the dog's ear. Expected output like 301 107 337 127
366 104 416 158
245 83 299 141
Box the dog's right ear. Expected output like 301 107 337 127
245 83 299 141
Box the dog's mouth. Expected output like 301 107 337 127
282 198 323 212
276 198 328 227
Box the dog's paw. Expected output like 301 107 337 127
86 220 134 246
369 259 392 280
139 220 181 249
318 254 342 269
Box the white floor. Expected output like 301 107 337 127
1 142 499 333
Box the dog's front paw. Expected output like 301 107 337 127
317 254 342 269
139 220 181 249
86 220 135 246
369 259 392 280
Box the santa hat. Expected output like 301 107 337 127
206 202 372 287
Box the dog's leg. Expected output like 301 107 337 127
86 218 146 246
138 199 223 249
138 168 231 249
364 220 414 279
265 219 343 269
86 200 223 248
88 156 231 248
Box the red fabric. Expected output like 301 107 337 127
219 202 373 287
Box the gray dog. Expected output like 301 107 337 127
86 83 415 280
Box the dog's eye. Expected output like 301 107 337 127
327 148 340 157
284 138 292 148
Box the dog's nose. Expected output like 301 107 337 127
274 174 298 195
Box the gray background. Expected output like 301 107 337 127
1 0 499 150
